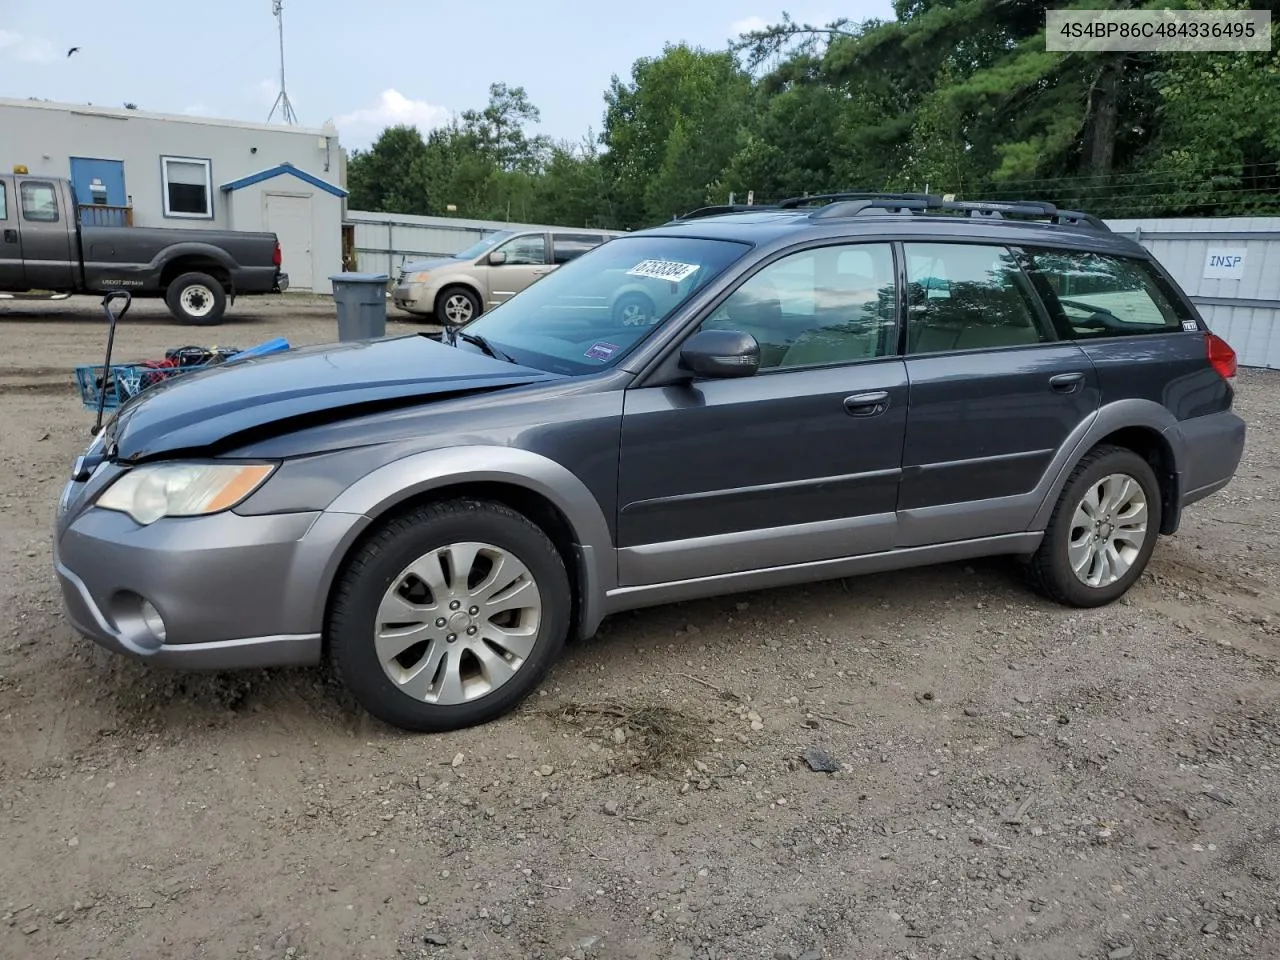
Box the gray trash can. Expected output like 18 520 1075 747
329 272 390 341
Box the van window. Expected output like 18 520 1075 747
1022 248 1192 337
552 233 604 265
20 181 59 222
904 243 1049 354
495 233 547 265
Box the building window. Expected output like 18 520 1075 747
160 156 213 219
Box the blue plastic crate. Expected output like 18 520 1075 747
74 361 213 411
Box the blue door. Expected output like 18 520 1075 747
69 157 127 225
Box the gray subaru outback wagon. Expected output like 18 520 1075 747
54 193 1246 732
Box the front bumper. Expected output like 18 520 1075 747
54 502 333 670
393 282 435 315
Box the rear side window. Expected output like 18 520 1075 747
552 233 603 265
1022 249 1192 338
904 243 1050 354
20 181 59 222
0 182 7 220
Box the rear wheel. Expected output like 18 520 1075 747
1027 445 1161 608
165 272 227 326
612 291 657 326
436 286 481 326
328 499 571 732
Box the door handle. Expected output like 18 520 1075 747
1049 372 1085 394
2 229 16 244
843 390 890 417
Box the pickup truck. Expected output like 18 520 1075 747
0 173 288 325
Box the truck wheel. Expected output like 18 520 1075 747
327 498 571 733
166 272 227 326
1026 444 1162 608
435 286 481 326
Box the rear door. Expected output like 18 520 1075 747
485 232 552 307
896 241 1100 547
14 179 76 290
0 177 21 288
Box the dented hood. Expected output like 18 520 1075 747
104 334 559 460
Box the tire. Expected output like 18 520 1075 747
327 498 571 733
612 291 657 326
435 286 481 326
165 272 228 326
1026 444 1162 608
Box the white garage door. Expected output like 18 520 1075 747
265 193 314 291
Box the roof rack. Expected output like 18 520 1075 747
800 193 1111 231
670 203 780 221
670 192 1110 231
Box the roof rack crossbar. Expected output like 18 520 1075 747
808 198 934 219
777 191 938 209
670 203 780 221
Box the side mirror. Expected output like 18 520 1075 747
679 329 760 379
488 250 507 265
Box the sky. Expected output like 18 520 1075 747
0 0 894 150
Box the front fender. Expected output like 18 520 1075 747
289 445 616 641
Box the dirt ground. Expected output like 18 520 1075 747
1 296 1278 960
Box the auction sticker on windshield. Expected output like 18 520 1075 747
585 342 620 361
626 259 700 283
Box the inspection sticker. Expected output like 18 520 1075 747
626 259 700 283
585 341 620 360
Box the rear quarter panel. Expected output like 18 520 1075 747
1075 331 1229 420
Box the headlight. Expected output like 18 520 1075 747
96 462 276 525
406 271 431 284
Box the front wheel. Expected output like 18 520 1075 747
435 286 481 326
327 499 571 732
165 272 227 326
1027 445 1162 608
612 292 657 327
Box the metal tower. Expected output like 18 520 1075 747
267 0 299 124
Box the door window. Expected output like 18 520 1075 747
1021 248 1192 337
698 243 898 369
903 243 1050 354
20 182 59 222
495 234 547 265
552 233 603 264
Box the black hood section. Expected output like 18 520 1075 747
104 334 559 461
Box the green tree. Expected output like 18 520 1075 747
346 125 431 214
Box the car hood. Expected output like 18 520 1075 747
400 256 466 275
103 334 560 461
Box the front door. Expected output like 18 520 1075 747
896 241 1100 546
0 177 22 289
485 232 552 307
617 241 908 586
265 193 313 290
14 179 75 290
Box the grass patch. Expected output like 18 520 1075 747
548 700 704 775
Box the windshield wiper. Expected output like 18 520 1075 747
449 328 516 364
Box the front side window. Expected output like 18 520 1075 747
552 233 604 265
904 243 1049 354
698 243 898 369
161 157 212 218
1021 248 1192 337
494 233 547 265
20 181 59 222
462 235 750 375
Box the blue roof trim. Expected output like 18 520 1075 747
219 162 348 198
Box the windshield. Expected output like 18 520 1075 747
460 235 751 375
453 231 514 260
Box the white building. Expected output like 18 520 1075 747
0 97 347 293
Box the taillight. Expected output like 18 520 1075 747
1206 331 1237 381
273 241 282 267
